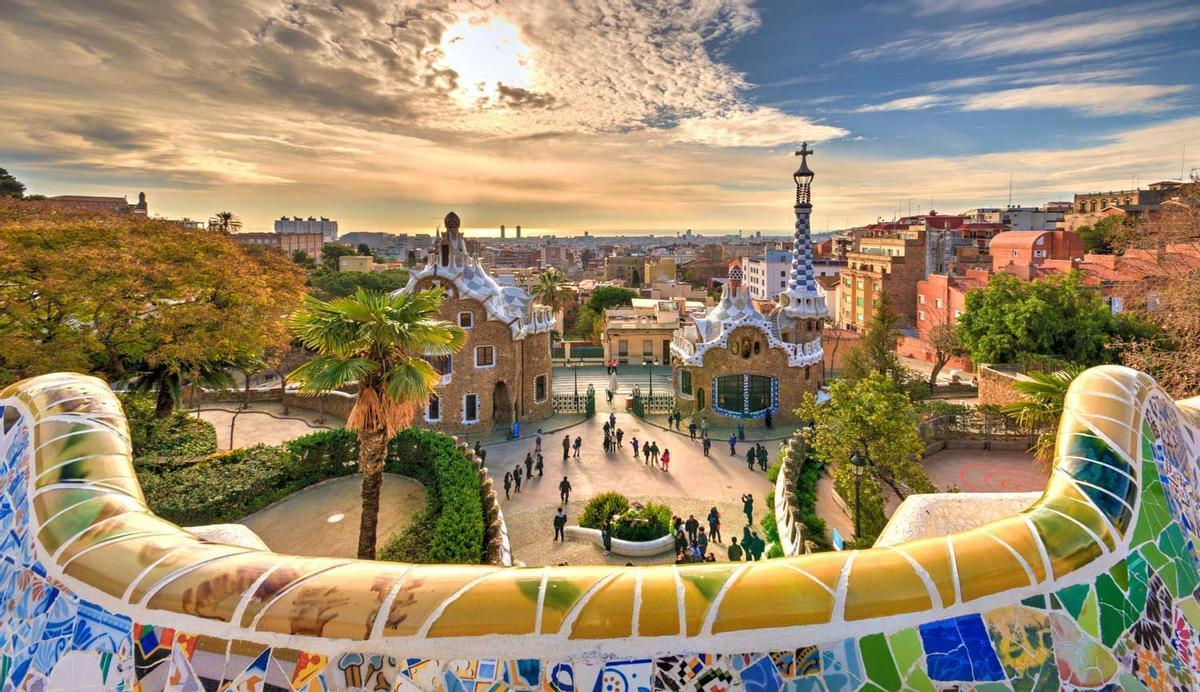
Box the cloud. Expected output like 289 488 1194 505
855 95 947 112
961 83 1190 116
670 108 848 147
846 1 1200 62
890 0 1045 15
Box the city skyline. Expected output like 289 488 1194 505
2 0 1199 234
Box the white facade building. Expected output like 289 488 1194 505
275 216 339 241
741 249 792 300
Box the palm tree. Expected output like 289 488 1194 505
209 211 242 233
1002 365 1085 468
129 358 238 418
287 288 465 559
531 268 571 334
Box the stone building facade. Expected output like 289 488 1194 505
401 212 555 435
670 145 827 423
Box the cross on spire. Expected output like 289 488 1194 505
795 143 812 161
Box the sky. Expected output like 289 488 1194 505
1 0 1198 236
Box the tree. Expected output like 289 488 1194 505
0 199 306 413
209 211 242 233
958 271 1144 366
573 305 599 341
796 372 934 544
320 242 357 272
841 292 925 397
1106 182 1200 397
0 168 25 198
530 268 571 333
926 317 964 388
1077 215 1133 255
356 243 372 256
309 269 409 300
585 285 636 314
292 250 317 271
288 288 466 559
1002 365 1084 469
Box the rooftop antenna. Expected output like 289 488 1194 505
1008 173 1013 207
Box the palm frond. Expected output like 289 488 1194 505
288 355 378 393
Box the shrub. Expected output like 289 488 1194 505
137 428 357 526
611 501 671 541
122 393 217 465
377 429 484 564
579 491 631 529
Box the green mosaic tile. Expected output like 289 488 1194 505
1180 596 1200 630
1158 524 1200 598
1124 550 1150 615
1056 583 1089 619
1119 672 1151 692
1078 589 1098 638
1141 421 1153 461
904 667 936 692
887 628 922 678
1021 594 1047 610
859 633 901 691
1139 542 1170 574
1095 573 1137 647
1131 461 1173 547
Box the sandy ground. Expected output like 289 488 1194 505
240 473 426 558
196 402 333 451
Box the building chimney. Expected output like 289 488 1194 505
516 225 522 239
501 224 506 239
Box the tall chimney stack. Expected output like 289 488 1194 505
516 225 522 239
501 224 506 239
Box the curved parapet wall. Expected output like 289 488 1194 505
3 367 1200 689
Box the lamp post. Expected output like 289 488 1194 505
850 451 868 539
643 357 657 400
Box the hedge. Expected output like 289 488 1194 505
122 394 217 466
377 429 484 564
579 492 631 529
791 451 831 552
138 428 358 525
579 492 670 541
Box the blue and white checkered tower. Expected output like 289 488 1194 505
780 143 828 319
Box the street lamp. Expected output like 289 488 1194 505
850 451 868 540
642 357 657 400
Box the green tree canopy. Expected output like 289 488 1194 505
0 199 306 413
841 292 927 398
585 285 636 313
796 372 934 545
320 242 358 271
309 269 409 300
0 167 25 198
958 271 1149 366
1077 215 1129 255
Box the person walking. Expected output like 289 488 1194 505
559 476 572 503
474 440 486 463
643 441 652 464
661 448 670 472
650 441 660 467
609 411 616 430
702 436 711 457
741 493 754 525
525 452 534 479
674 530 688 556
631 437 640 459
685 515 699 545
603 421 610 437
707 506 722 543
765 410 773 429
616 428 624 448
602 518 613 556
697 527 709 556
673 515 684 535
553 507 567 541
535 429 543 455
700 417 709 439
746 446 756 471
603 433 611 454
688 421 697 440
503 471 512 500
742 525 753 560
573 436 582 458
535 453 544 478
737 422 745 441
749 531 765 561
757 444 768 472
513 466 523 493
562 434 571 462
728 433 737 456
727 536 743 562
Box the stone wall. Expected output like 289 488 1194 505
409 281 554 435
679 325 822 423
978 363 1029 407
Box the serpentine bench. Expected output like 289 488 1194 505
2 366 1199 690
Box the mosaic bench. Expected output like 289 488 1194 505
1 366 1199 690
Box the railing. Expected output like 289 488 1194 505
918 407 1038 455
774 433 814 556
630 390 676 417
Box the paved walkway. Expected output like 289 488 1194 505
483 410 776 514
196 402 333 451
240 474 426 558
924 449 1046 492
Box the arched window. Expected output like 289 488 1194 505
753 340 761 355
534 374 547 402
680 369 693 394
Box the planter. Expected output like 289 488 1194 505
563 526 675 557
